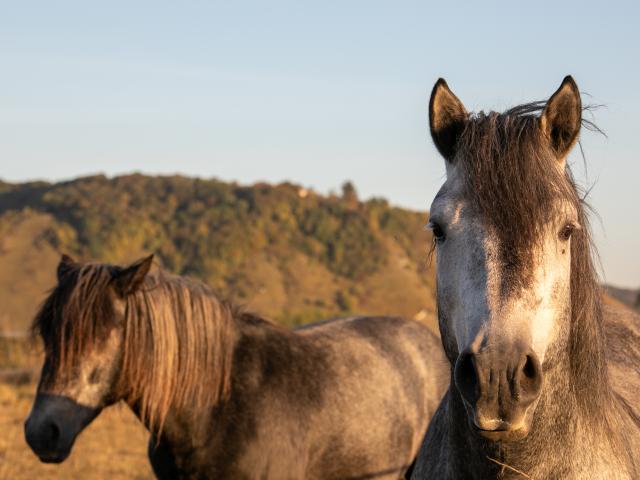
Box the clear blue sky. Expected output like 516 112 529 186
1 1 638 287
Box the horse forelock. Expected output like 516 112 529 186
455 105 577 287
32 263 116 385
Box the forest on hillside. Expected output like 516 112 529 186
0 175 437 331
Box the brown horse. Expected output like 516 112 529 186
412 77 640 479
24 255 448 479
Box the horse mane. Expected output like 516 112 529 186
119 269 236 433
32 263 237 433
454 104 609 414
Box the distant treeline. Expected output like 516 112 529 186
0 175 435 327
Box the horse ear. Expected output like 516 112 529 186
112 254 154 297
540 76 582 161
57 254 76 282
429 78 468 162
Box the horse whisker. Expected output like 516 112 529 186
486 456 533 479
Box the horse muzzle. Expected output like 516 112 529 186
454 345 543 442
24 394 101 463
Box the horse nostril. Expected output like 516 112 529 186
517 352 542 404
50 422 60 441
45 421 61 446
454 351 479 405
24 417 62 453
523 355 536 379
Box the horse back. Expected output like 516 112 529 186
296 315 448 418
604 305 640 420
294 315 449 479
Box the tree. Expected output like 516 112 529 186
341 181 358 210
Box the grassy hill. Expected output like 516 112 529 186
0 174 437 334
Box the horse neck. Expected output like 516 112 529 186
119 283 245 437
125 308 290 448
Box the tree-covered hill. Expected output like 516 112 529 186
0 174 437 332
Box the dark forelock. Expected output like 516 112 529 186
455 103 580 291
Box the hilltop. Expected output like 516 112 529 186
0 174 437 333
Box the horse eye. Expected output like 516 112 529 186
428 221 446 242
559 223 575 241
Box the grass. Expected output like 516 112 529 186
0 336 35 370
0 382 153 480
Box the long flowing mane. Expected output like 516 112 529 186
32 263 236 433
454 105 608 413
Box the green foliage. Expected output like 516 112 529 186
340 181 359 209
0 174 432 326
0 174 400 281
335 289 358 313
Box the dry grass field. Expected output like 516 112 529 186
0 382 153 479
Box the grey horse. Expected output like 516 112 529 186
24 255 448 479
412 76 640 479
